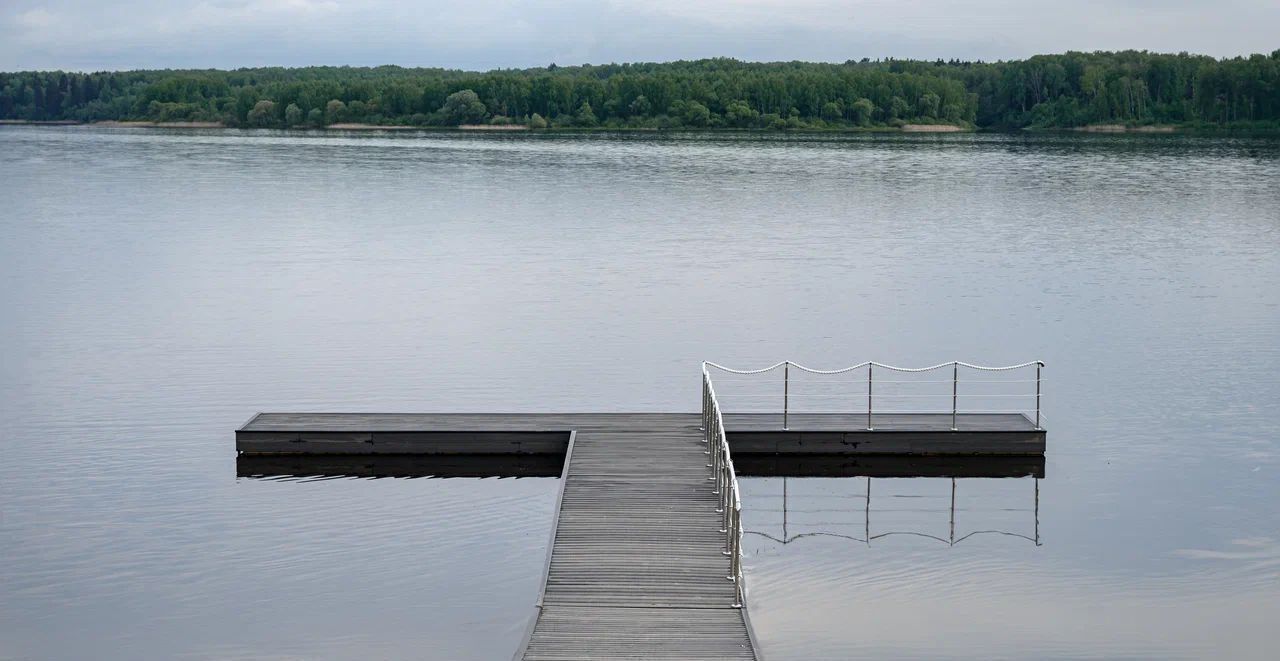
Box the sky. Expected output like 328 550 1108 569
1 0 1278 72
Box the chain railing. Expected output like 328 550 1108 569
704 360 1045 431
702 365 744 608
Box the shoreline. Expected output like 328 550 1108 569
1072 124 1177 133
900 124 967 132
7 119 1274 134
0 119 971 133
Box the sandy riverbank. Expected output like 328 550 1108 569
458 124 529 131
900 124 968 132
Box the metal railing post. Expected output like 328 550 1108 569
1035 362 1042 430
710 420 720 482
783 361 790 430
700 375 707 432
866 364 873 430
951 361 958 431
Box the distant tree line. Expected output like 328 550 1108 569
2 51 1278 130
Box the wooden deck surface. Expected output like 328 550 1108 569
239 411 1037 433
520 422 758 660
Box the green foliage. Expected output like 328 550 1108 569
2 52 1278 129
850 98 875 126
247 100 276 127
284 103 303 126
682 100 711 127
440 89 487 125
576 101 597 127
724 99 758 127
324 99 345 124
917 92 941 119
528 112 547 129
628 95 652 117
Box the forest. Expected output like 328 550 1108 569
2 50 1278 130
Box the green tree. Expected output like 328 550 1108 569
284 103 303 127
628 95 652 117
724 99 758 127
918 92 941 118
528 112 548 128
887 96 910 121
683 100 711 127
324 99 346 124
850 98 875 126
3 54 1277 130
247 99 276 127
576 101 597 127
439 89 487 125
307 107 323 126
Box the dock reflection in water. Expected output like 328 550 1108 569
739 455 1042 548
230 453 562 659
739 454 1053 660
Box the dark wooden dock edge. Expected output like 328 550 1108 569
512 431 577 661
235 412 1045 456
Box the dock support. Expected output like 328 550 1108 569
866 364 874 430
951 361 959 431
1035 362 1042 430
783 361 790 430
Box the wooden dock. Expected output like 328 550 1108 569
235 412 1044 455
236 411 1044 660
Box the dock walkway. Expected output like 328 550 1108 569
522 418 757 660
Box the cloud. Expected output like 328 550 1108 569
1 0 1278 71
14 8 58 29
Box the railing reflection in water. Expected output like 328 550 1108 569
743 474 1041 548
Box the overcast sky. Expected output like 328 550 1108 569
2 0 1277 72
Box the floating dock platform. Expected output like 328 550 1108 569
234 361 1047 660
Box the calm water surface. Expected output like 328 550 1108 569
2 127 1278 660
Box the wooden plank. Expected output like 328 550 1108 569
523 606 755 660
517 425 758 659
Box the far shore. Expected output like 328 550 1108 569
5 119 1241 134
94 120 226 128
3 119 970 133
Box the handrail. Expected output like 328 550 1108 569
702 366 744 608
704 359 1045 431
704 359 1045 373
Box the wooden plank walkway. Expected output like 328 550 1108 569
521 421 757 660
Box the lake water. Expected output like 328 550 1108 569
2 126 1278 660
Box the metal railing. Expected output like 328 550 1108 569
701 365 744 608
704 360 1045 431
